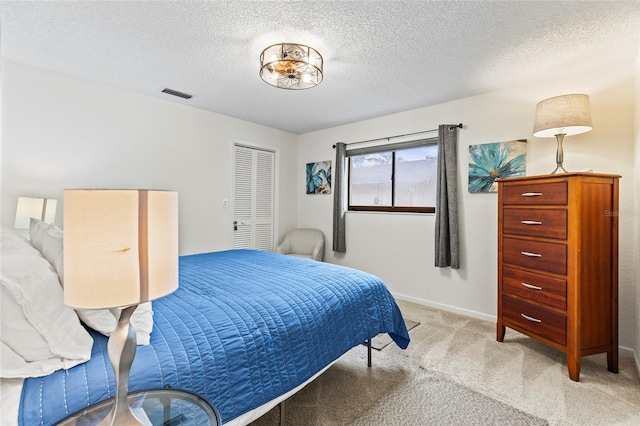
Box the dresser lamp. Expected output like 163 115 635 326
14 196 57 229
533 93 592 174
64 189 179 426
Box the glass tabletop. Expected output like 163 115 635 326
55 388 221 426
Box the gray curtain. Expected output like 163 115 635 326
332 142 347 252
435 124 459 269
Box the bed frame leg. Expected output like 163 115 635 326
279 400 285 426
367 338 372 368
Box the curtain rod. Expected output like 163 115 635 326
332 123 463 149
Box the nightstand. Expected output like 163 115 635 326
55 388 221 426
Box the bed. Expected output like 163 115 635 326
1 226 410 426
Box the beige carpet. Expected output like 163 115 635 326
250 300 640 425
351 367 547 425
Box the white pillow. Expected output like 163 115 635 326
1 286 55 362
28 218 64 283
40 226 64 284
76 302 154 346
28 218 52 253
1 226 34 253
0 227 93 378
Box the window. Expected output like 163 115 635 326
348 139 438 213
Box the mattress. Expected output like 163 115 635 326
16 249 410 425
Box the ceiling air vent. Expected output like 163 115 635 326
161 88 192 99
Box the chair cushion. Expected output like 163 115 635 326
276 228 324 261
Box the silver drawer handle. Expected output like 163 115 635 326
521 192 542 197
521 251 542 258
521 313 542 323
521 282 542 290
521 220 542 225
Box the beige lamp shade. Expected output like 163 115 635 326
14 196 57 229
63 189 179 309
533 94 592 137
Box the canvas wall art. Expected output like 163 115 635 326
306 160 332 194
468 140 527 193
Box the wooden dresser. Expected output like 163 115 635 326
496 173 619 381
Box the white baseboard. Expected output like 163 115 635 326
392 292 496 323
393 292 640 379
621 346 640 377
619 345 635 359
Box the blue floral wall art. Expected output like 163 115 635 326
306 160 332 194
468 140 527 193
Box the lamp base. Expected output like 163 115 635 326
550 133 569 174
98 305 148 426
550 164 569 174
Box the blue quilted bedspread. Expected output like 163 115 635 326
19 250 409 425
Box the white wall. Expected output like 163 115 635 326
297 62 638 351
1 59 299 255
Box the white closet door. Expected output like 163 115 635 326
232 145 275 251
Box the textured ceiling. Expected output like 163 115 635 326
3 1 640 134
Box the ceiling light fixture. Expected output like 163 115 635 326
259 43 323 90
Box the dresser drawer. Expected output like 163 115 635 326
502 296 567 345
502 182 567 205
502 267 567 310
503 208 567 239
502 238 567 275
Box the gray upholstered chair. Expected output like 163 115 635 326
276 228 325 261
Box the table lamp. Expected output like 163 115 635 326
14 196 58 229
533 94 592 174
64 189 179 426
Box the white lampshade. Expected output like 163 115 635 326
533 94 592 138
63 189 179 309
14 197 58 229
